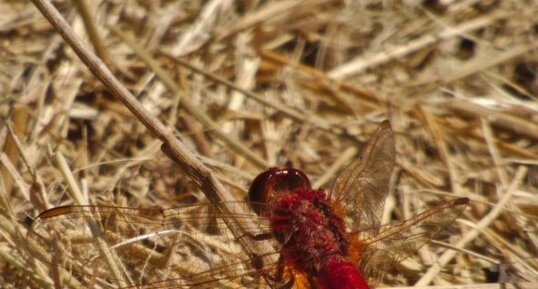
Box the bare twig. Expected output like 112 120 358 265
30 0 276 282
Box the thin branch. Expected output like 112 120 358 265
29 0 276 282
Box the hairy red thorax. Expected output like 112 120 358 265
248 167 370 289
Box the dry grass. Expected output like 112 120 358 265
1 0 537 288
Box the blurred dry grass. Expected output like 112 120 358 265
1 0 537 288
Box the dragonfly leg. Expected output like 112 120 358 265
246 252 294 289
236 231 274 242
259 254 295 289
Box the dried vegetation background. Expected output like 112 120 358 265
1 0 537 288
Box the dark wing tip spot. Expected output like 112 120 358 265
37 206 73 219
379 120 392 130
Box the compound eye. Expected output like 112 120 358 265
248 168 311 215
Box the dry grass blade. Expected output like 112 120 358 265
415 167 529 286
328 10 512 79
72 0 108 63
110 26 268 168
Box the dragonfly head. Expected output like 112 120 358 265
248 167 312 215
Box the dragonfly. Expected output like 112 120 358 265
27 120 469 289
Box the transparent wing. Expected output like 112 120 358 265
354 197 469 286
330 120 395 232
26 203 293 289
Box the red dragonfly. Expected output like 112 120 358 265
27 121 469 289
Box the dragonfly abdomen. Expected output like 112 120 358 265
318 255 371 289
